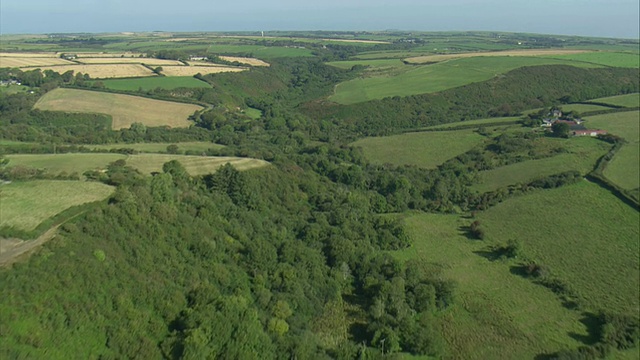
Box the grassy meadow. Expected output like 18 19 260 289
0 180 114 231
588 93 639 108
6 153 126 175
125 154 269 175
423 116 521 130
352 130 485 169
94 76 212 91
393 213 588 359
330 56 600 104
34 88 203 130
478 181 639 315
471 137 610 193
544 52 640 68
586 111 639 190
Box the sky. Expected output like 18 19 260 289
1 0 639 39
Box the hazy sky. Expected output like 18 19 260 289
1 0 639 38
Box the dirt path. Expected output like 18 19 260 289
0 226 60 267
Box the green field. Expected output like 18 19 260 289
330 56 600 105
351 129 485 169
0 85 30 94
0 180 114 231
588 93 640 108
6 153 268 176
557 103 612 113
90 141 224 154
6 153 126 175
94 76 212 91
586 111 639 190
325 59 405 70
471 137 610 193
34 88 203 130
424 116 521 130
393 213 587 359
478 181 639 315
545 52 640 68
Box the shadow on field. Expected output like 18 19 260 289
472 247 503 261
568 312 602 345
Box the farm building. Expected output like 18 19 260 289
572 129 607 137
189 55 208 61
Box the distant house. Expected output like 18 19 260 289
552 109 563 118
572 129 607 137
189 55 208 61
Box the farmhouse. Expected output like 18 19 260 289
189 55 208 61
572 129 608 137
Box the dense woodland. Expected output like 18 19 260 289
1 38 639 359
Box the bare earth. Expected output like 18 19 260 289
0 226 59 267
404 49 593 64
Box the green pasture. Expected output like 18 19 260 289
585 111 639 190
588 93 639 108
5 153 268 177
478 181 639 315
244 107 263 120
351 129 485 169
558 103 613 113
94 76 211 91
0 85 30 94
471 137 610 193
423 116 521 130
6 153 126 175
330 56 600 104
544 51 639 68
325 59 405 70
393 213 587 359
90 141 224 154
0 180 114 231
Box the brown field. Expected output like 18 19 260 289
76 57 183 65
34 88 203 129
219 56 270 66
0 52 58 58
24 64 156 78
161 65 246 76
405 49 593 64
0 57 76 68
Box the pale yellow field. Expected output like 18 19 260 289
161 65 246 76
0 52 58 58
405 49 593 64
0 57 76 68
34 88 203 129
126 154 269 175
24 64 156 78
74 52 145 58
77 57 183 65
219 56 270 66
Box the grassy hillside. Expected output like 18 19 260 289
586 111 639 190
34 88 203 130
393 213 587 359
588 93 639 108
0 180 114 231
351 130 485 169
6 153 126 175
89 141 224 154
329 56 600 104
544 52 640 68
478 181 640 315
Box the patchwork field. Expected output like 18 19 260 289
0 180 115 231
471 137 610 193
24 64 156 79
404 49 592 64
76 57 183 65
5 153 268 177
95 76 211 91
160 65 246 76
478 181 639 315
352 129 485 169
218 56 269 66
0 57 75 67
585 111 640 190
34 88 203 129
330 56 599 104
393 213 588 359
588 93 639 108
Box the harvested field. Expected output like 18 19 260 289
218 56 270 66
74 52 144 58
0 180 115 231
0 52 58 58
0 57 75 68
404 49 592 64
76 58 183 65
34 88 203 129
25 64 155 79
126 154 269 175
160 65 246 76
